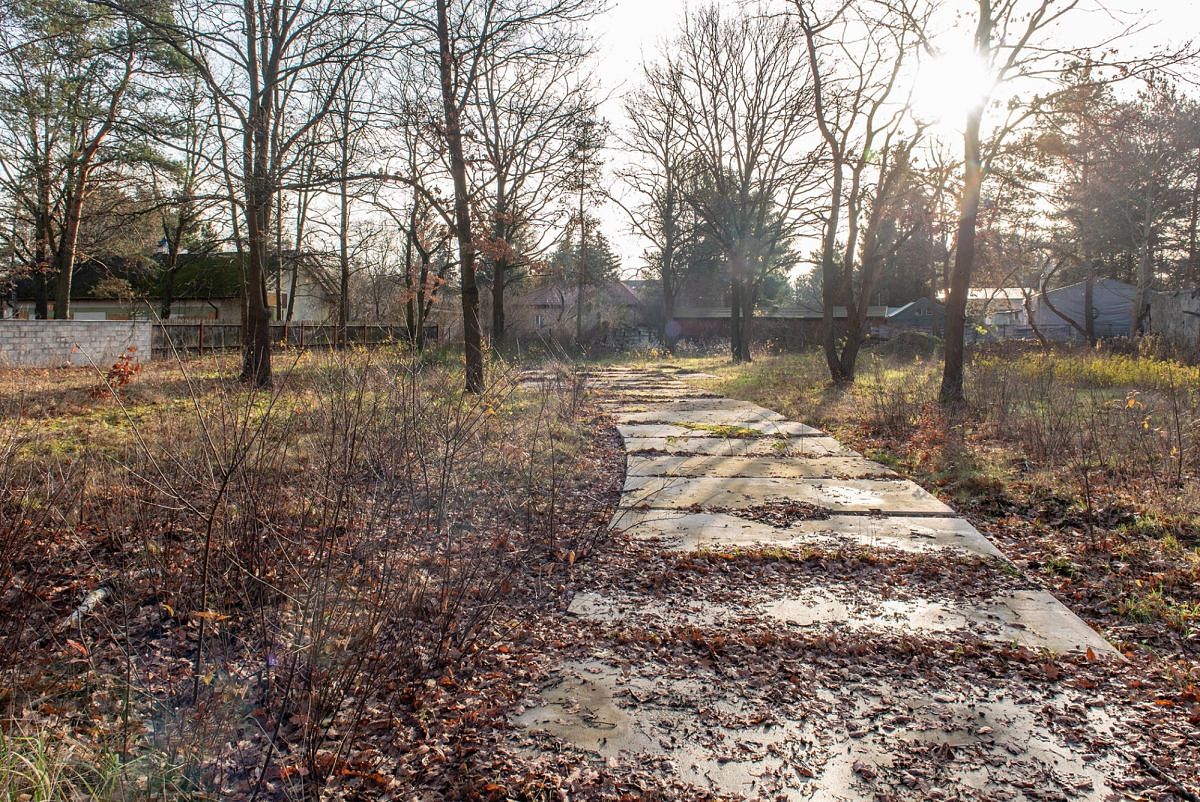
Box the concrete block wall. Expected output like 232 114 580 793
0 320 153 368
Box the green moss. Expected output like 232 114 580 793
675 421 763 438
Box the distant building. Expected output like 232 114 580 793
506 279 648 343
672 305 876 347
937 287 1030 329
880 298 945 337
7 254 244 321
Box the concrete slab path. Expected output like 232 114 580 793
517 367 1126 801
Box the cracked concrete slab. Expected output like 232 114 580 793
623 435 856 457
622 475 957 515
611 399 788 426
518 657 1121 802
626 454 896 479
609 508 1006 558
567 588 1115 656
617 421 825 440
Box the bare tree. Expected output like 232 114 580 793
108 0 392 386
468 47 596 347
146 73 224 319
567 116 606 346
885 0 1193 402
616 63 697 350
397 0 601 391
316 53 383 345
795 0 927 382
654 4 817 362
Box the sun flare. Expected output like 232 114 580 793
911 45 995 132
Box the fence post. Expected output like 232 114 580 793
199 320 205 355
299 322 305 349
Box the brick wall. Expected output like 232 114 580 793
0 320 152 368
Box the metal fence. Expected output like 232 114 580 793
150 322 434 358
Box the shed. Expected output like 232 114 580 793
1035 278 1136 340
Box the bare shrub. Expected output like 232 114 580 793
862 357 935 435
0 346 606 800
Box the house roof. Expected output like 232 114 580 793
886 299 943 317
514 280 642 309
937 287 1029 303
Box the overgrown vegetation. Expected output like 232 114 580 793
0 349 620 800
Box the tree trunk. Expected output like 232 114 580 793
34 274 49 320
34 173 51 319
1131 197 1154 337
52 178 88 320
940 103 984 405
820 165 848 383
338 155 351 347
161 246 179 320
240 96 273 387
575 189 587 346
436 0 483 393
336 102 353 345
286 255 299 322
661 256 676 351
730 276 742 361
1188 153 1199 288
839 300 866 381
737 281 753 363
491 256 507 347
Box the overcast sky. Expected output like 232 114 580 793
587 0 1198 277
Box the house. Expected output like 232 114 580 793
506 279 647 342
882 298 945 337
961 279 1137 342
936 287 1030 328
6 254 245 321
277 251 340 322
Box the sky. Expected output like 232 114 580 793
586 0 1199 278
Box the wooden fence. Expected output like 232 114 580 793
151 322 434 358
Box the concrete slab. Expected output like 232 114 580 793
613 405 789 426
626 454 896 479
617 421 825 440
516 658 821 800
621 475 956 516
609 509 1006 559
518 658 1122 801
566 587 1115 656
622 435 856 457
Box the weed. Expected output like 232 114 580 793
1042 556 1080 579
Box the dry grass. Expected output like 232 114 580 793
0 347 617 800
